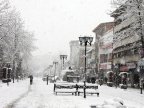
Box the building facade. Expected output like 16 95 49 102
111 0 144 87
93 22 114 80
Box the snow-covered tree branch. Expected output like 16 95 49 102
0 1 36 77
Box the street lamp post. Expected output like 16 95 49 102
79 36 93 98
60 55 67 70
49 65 53 82
53 61 58 82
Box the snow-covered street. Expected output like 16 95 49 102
0 78 144 108
1 0 144 108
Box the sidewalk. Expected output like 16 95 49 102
0 79 29 108
13 79 144 108
100 83 144 94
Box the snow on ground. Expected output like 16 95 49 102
0 78 144 108
99 85 144 108
13 78 144 108
0 79 29 108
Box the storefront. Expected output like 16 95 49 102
119 62 139 87
99 63 112 83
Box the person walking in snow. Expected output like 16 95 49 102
29 75 33 85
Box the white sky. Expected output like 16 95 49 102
10 0 113 56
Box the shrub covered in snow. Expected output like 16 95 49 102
95 97 127 108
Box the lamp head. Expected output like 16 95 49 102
60 55 67 59
89 37 93 43
64 55 67 59
79 37 83 45
79 36 93 45
79 37 83 42
84 37 90 42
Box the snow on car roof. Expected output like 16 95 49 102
119 72 129 75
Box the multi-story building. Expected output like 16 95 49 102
93 22 114 79
111 0 143 87
69 40 93 80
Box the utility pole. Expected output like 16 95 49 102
79 36 93 98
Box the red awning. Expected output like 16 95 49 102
120 66 128 72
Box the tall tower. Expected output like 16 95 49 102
69 40 80 69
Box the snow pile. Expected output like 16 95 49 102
95 97 127 108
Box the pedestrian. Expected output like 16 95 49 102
29 75 33 85
99 78 103 86
91 77 96 84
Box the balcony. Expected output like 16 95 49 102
114 16 136 33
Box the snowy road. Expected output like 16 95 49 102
6 78 144 108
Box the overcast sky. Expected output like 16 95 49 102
10 0 113 56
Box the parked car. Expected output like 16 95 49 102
119 72 130 89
